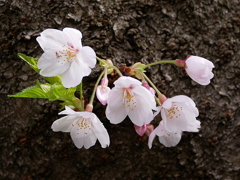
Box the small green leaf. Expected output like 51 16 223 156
8 85 50 99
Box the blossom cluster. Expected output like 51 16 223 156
10 27 214 149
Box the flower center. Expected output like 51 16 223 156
56 45 79 65
166 104 182 119
123 89 137 110
72 117 91 135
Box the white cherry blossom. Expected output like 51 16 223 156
37 27 96 88
159 95 200 133
185 55 214 85
106 76 156 126
51 106 110 149
148 121 182 148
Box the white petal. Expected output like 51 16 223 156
91 114 110 148
61 60 84 88
185 120 201 132
59 106 76 115
148 129 157 149
51 116 77 132
114 76 141 88
63 28 82 49
37 29 67 51
161 98 173 109
70 120 97 149
154 121 167 137
161 109 178 132
168 95 199 117
133 86 156 110
153 106 161 118
159 131 182 147
106 88 127 124
81 46 96 68
38 50 70 77
128 91 154 126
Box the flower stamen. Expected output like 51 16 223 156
123 89 137 110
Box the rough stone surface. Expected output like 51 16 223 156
1 0 240 179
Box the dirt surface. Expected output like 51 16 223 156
1 0 240 179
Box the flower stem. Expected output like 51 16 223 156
142 73 162 97
144 60 176 68
89 70 105 105
96 56 105 62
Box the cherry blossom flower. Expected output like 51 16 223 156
96 77 110 105
51 106 110 149
106 76 156 126
159 95 200 133
37 27 96 88
148 121 182 148
185 56 214 85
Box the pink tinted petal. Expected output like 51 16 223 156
96 85 110 105
185 56 214 85
134 124 147 136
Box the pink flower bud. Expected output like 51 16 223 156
185 56 214 85
96 78 110 105
134 124 154 136
145 124 154 136
134 124 147 136
142 81 155 95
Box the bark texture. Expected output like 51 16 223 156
1 0 240 179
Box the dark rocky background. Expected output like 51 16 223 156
1 0 240 179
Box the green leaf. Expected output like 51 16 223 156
51 83 76 101
8 84 51 99
18 53 62 84
18 53 40 73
